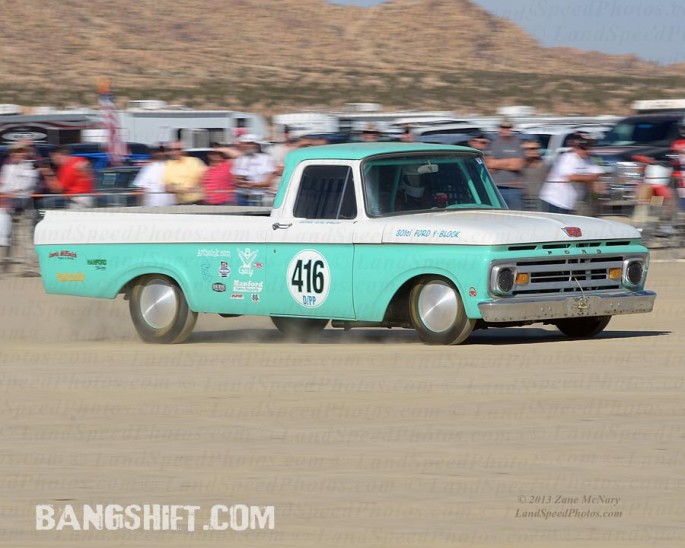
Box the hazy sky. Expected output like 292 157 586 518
328 0 685 65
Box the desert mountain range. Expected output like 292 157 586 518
1 0 683 114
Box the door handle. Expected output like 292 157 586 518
272 222 292 230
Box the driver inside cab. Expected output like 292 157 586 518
395 166 432 211
395 165 448 212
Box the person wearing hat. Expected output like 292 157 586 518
485 118 525 210
0 144 39 274
467 132 491 153
539 132 603 215
361 123 381 142
0 145 38 209
232 134 276 206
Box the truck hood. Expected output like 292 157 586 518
378 209 640 246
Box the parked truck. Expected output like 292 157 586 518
591 109 685 214
35 143 656 345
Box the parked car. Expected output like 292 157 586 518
410 122 483 139
416 132 496 146
68 142 151 170
93 165 142 207
522 125 611 166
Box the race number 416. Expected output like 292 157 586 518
287 250 330 308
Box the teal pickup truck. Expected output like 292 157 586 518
35 143 656 345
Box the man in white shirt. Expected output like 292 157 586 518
0 144 39 274
0 145 38 207
232 134 276 206
132 145 177 207
540 133 603 215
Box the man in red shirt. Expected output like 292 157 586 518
48 147 95 208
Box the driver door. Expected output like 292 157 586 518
267 162 358 319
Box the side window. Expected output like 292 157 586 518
293 165 357 220
561 134 576 147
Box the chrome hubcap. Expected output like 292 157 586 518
417 281 458 333
140 279 178 329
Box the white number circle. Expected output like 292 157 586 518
287 250 330 308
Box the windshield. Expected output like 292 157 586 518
362 152 505 217
598 119 676 147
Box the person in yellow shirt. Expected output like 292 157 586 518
162 141 207 205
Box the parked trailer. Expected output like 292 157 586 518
117 108 269 147
0 112 101 145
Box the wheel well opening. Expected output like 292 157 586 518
119 273 182 299
383 274 458 325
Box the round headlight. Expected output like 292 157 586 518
626 261 644 286
497 267 516 294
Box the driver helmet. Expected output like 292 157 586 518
400 166 426 198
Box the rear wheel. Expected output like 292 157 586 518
129 275 197 344
271 317 328 342
555 316 611 338
409 277 475 345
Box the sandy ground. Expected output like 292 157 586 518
0 261 683 547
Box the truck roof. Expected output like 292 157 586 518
273 142 478 210
285 142 474 163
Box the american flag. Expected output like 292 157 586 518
98 79 127 165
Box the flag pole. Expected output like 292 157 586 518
97 78 127 165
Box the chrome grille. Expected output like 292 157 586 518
513 256 623 295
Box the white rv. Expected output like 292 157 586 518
117 102 269 146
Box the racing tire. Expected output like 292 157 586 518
554 315 611 338
271 317 328 342
409 276 475 345
129 275 198 344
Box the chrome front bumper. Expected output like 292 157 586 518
478 290 656 323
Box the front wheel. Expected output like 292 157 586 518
409 277 475 345
271 317 328 342
555 316 611 338
129 275 197 344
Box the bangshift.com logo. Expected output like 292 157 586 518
36 503 275 532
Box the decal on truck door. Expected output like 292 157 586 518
287 250 330 308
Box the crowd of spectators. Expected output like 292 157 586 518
0 122 672 273
0 141 97 274
0 127 324 272
132 129 304 208
462 119 604 215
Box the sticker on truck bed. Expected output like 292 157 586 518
287 250 330 308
